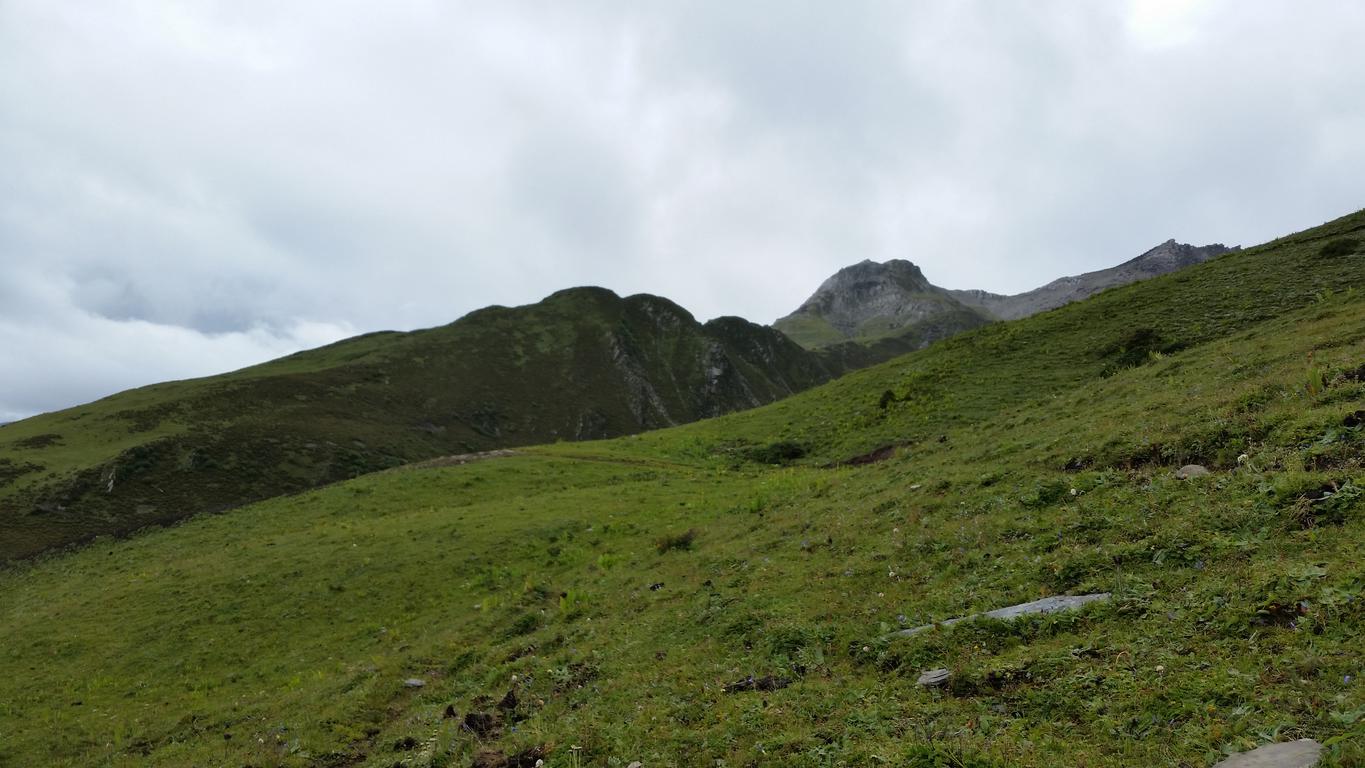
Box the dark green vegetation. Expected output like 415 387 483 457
1 209 1364 766
0 289 845 562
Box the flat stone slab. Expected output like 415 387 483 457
916 668 951 687
1211 739 1321 768
892 593 1111 638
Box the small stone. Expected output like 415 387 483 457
917 668 951 687
403 678 425 688
1175 464 1212 479
1210 739 1322 768
627 763 643 768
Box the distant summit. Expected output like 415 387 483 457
775 240 1238 350
950 240 1238 321
772 259 990 349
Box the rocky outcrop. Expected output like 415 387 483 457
773 259 991 349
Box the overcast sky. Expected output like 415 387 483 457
3 1 1364 421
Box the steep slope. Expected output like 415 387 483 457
0 288 840 561
773 259 992 348
951 239 1238 320
0 210 1361 767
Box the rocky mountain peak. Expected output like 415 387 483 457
1125 239 1237 275
801 259 930 308
795 259 934 319
775 259 987 349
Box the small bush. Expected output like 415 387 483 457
1098 328 1182 376
1319 237 1361 258
1021 478 1069 509
656 528 697 554
503 612 540 638
741 441 807 465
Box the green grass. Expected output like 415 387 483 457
772 313 848 348
0 210 1363 766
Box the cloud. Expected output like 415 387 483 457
2 1 1364 419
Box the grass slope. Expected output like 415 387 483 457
0 289 836 562
1 213 1363 767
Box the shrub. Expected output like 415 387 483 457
1098 328 1182 376
1319 237 1361 259
656 528 697 554
742 441 807 465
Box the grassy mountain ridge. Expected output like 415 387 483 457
0 209 1361 766
0 288 840 561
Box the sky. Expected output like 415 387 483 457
3 1 1365 421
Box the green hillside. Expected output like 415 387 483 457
0 289 840 562
0 211 1363 767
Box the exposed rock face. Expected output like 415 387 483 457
950 240 1238 321
773 259 991 349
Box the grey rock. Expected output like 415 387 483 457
773 259 991 349
1176 464 1212 479
403 678 425 688
893 593 1111 638
916 668 951 687
1211 739 1321 768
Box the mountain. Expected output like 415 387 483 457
0 287 843 561
775 240 1238 353
949 239 1238 320
773 259 992 349
1 209 1360 766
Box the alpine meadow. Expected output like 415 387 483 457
1 209 1362 766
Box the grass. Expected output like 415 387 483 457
0 209 1362 766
